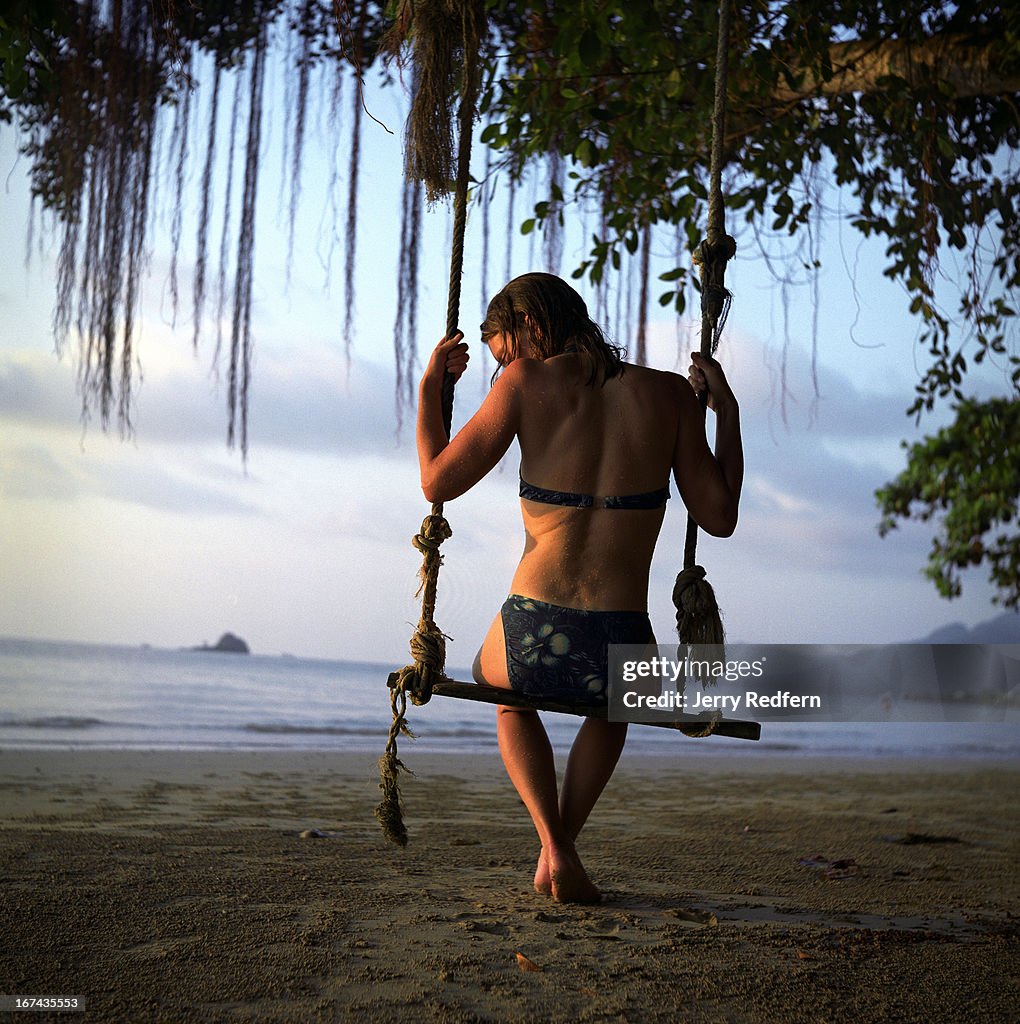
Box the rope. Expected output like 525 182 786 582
675 0 736 731
377 1 481 846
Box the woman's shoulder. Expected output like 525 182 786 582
616 365 701 427
505 356 692 403
618 361 690 394
490 356 544 391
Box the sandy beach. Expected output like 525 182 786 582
0 747 1017 1022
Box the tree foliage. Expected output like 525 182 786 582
482 0 1020 410
1 0 1018 605
877 398 1020 608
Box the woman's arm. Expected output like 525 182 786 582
417 333 525 503
672 353 743 537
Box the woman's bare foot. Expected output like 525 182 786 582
534 849 552 896
546 843 601 904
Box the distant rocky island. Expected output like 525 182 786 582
914 612 1020 645
192 632 250 655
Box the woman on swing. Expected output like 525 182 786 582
417 272 743 903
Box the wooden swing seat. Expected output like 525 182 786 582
387 672 761 741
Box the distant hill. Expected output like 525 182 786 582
193 632 250 654
915 613 1020 644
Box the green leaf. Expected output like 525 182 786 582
578 29 602 67
574 138 597 168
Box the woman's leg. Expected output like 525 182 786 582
475 615 599 902
559 718 628 838
557 623 649 839
496 704 600 904
534 718 627 896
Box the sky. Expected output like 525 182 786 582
0 53 1013 666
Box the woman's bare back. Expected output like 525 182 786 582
473 355 686 688
511 354 685 609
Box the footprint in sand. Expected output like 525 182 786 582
457 919 511 937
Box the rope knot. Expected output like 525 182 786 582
412 513 452 556
694 235 737 268
673 564 706 595
693 236 736 350
673 564 725 651
406 621 451 704
680 711 721 739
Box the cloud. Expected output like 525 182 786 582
0 310 939 565
747 476 815 515
0 339 421 461
0 434 260 519
0 353 82 431
0 444 82 502
652 327 959 593
95 459 261 517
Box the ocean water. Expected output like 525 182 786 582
0 636 1017 761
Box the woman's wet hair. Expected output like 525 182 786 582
480 272 624 385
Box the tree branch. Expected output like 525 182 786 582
770 34 1020 102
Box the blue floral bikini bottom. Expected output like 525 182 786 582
500 594 653 705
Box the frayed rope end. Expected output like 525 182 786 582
375 750 413 847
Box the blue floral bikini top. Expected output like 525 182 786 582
519 473 670 510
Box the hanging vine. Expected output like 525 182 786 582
10 0 387 455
